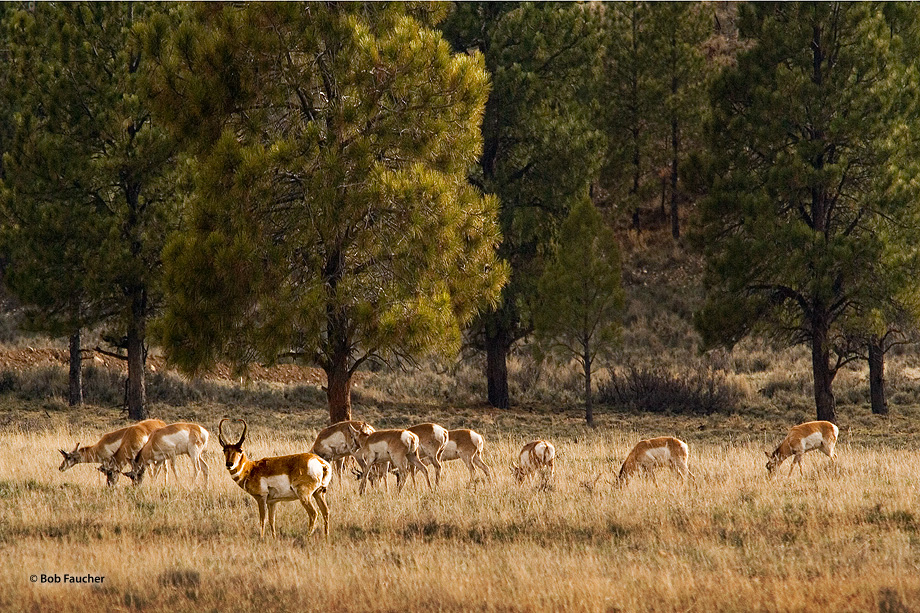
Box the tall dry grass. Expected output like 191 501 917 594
2 418 920 612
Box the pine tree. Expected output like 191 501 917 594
145 4 506 423
0 4 180 416
534 196 624 426
442 2 606 409
696 3 920 423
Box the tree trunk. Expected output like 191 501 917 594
810 315 837 424
670 117 680 240
325 364 352 424
583 348 594 427
68 329 83 407
126 290 148 421
868 336 888 416
485 330 510 409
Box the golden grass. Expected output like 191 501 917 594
2 417 920 613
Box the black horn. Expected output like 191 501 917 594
218 418 229 447
236 418 247 446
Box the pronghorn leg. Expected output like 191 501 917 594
408 454 431 490
312 489 330 538
257 498 269 539
358 461 373 496
296 489 319 536
790 454 802 476
472 452 492 482
267 501 279 538
198 455 209 485
430 456 443 487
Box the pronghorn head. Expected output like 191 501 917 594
764 451 781 477
219 418 247 471
58 443 83 472
97 462 121 487
509 462 526 483
122 452 148 486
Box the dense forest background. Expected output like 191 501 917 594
3 1 920 429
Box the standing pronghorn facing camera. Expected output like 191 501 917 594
765 421 838 477
354 429 431 495
218 419 331 539
310 420 375 479
407 423 449 486
123 423 210 487
511 440 556 486
617 437 694 485
58 419 166 473
440 429 492 485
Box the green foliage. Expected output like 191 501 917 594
442 3 606 407
534 196 624 364
146 4 506 417
695 3 920 419
0 4 179 339
533 196 624 423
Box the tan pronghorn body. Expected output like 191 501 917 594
58 419 166 472
440 429 492 484
124 423 210 486
618 437 693 484
219 419 331 539
98 423 174 487
511 440 556 485
310 420 375 478
407 423 449 486
355 429 431 495
765 421 838 477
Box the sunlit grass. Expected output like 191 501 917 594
2 414 920 612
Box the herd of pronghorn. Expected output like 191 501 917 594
56 417 839 540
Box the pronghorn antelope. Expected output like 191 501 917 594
58 419 166 473
219 419 331 539
310 420 375 478
617 437 694 484
510 440 556 485
123 423 210 486
97 423 174 487
354 429 431 495
406 423 449 486
440 429 492 484
765 420 838 477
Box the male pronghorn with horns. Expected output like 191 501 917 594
218 419 332 539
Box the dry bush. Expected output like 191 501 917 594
597 363 744 414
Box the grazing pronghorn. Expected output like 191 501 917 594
219 419 331 539
354 429 431 495
765 420 838 477
58 419 166 473
310 420 375 478
510 440 556 486
406 423 449 486
617 437 694 484
97 423 174 487
123 423 210 486
440 429 492 484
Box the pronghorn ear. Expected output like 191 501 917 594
764 451 771 459
72 443 81 453
59 449 68 458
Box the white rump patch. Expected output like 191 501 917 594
307 457 327 484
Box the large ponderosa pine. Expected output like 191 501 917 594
696 3 920 423
442 3 606 409
0 4 179 417
146 4 506 423
533 196 624 427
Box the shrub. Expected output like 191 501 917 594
597 364 743 414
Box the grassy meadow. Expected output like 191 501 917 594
1 398 920 613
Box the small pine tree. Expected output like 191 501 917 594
534 196 624 427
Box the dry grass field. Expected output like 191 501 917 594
2 401 920 613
